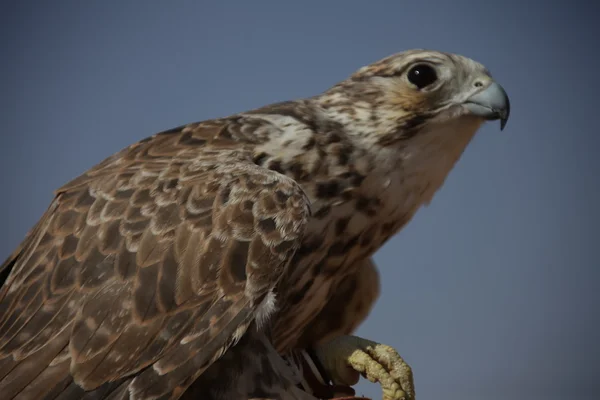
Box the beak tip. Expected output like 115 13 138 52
500 92 510 131
464 81 510 132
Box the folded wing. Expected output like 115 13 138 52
0 121 310 399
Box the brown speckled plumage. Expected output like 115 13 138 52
0 49 509 399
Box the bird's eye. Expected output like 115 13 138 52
407 64 438 89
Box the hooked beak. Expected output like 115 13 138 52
463 81 510 130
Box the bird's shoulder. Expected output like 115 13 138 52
56 99 327 195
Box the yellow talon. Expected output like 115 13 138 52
313 335 415 400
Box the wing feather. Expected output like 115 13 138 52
0 119 311 399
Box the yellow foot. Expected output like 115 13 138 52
313 335 415 400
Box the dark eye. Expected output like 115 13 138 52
407 64 438 89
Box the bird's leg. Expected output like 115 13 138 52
312 335 414 400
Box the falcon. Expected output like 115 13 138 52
0 49 509 400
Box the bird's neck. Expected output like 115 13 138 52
250 98 482 227
310 87 395 146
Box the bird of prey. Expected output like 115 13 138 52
0 49 509 400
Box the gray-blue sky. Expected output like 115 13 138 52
1 1 598 399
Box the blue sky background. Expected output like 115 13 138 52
1 1 598 399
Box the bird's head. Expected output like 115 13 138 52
316 49 510 147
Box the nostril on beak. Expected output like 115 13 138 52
474 81 484 88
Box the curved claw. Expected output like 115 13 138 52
313 335 415 400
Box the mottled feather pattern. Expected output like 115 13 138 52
0 49 506 399
0 117 310 399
